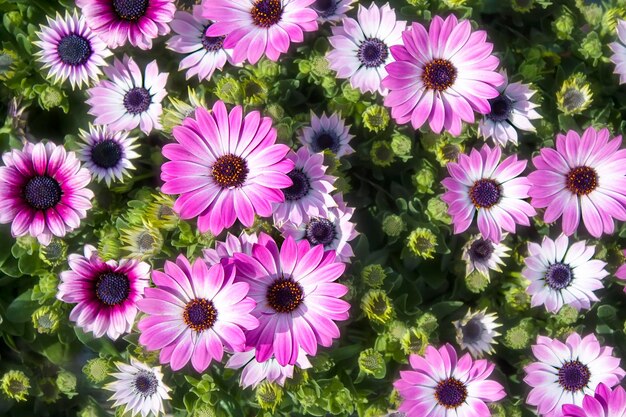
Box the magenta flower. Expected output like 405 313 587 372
525 333 625 417
161 101 294 235
234 234 350 366
76 0 175 50
441 144 536 243
394 344 506 416
562 383 626 417
0 142 93 245
57 245 150 340
202 0 318 64
528 127 626 238
382 15 504 136
137 255 258 372
203 232 260 265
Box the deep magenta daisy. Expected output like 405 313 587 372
57 245 150 340
234 234 350 366
562 383 626 417
382 15 504 136
137 255 258 372
161 101 294 235
394 344 505 416
0 142 93 245
76 0 176 50
202 0 319 64
528 127 626 238
441 144 536 243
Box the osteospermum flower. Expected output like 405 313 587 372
528 127 626 238
616 250 626 291
137 256 258 372
87 56 168 135
76 0 176 50
166 6 234 81
298 112 355 157
562 383 626 417
556 73 593 116
478 70 541 146
0 142 94 245
453 309 501 358
327 3 405 95
312 0 355 23
234 234 350 366
161 101 294 235
202 0 318 64
523 234 607 313
461 235 510 278
394 344 506 416
34 10 112 89
610 20 626 84
524 333 625 417
226 348 312 389
441 144 536 243
105 358 171 417
77 124 139 186
57 245 150 340
383 15 504 136
203 232 259 265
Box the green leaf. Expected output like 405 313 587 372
429 301 464 318
74 327 121 357
6 290 37 322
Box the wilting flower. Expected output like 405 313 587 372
610 20 626 84
556 73 593 115
226 348 312 389
524 333 625 417
461 235 510 278
453 309 501 358
562 383 626 417
298 112 355 158
313 0 356 23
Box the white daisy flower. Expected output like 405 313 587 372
461 235 510 278
312 0 357 24
226 348 312 389
298 111 355 158
610 19 626 85
453 309 501 359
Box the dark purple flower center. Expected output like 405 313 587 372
112 0 149 21
212 154 249 188
312 132 340 154
251 0 283 28
462 318 483 343
133 371 158 396
434 378 468 409
123 87 151 115
469 179 501 208
313 0 337 17
183 298 218 332
558 360 591 392
357 38 389 68
23 175 63 210
95 272 130 306
423 59 457 92
283 169 311 201
566 166 597 196
468 238 494 262
545 262 573 290
57 34 92 66
306 217 336 247
91 139 123 169
487 95 513 122
202 25 225 52
267 277 304 313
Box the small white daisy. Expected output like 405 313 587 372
461 235 510 278
298 111 355 157
453 309 501 358
312 0 357 24
610 19 626 85
226 348 312 389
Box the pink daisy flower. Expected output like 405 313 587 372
0 142 93 245
87 56 168 134
524 333 625 417
610 19 626 85
394 343 506 416
76 0 176 50
233 234 350 366
298 111 355 158
382 15 504 136
57 245 150 340
203 231 260 265
616 250 626 290
166 6 235 81
441 144 536 243
562 383 626 417
528 127 626 238
161 101 294 235
202 0 319 64
137 255 258 372
327 3 406 95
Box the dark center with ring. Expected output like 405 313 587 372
283 169 311 201
251 0 283 28
112 0 149 21
183 298 218 332
422 59 458 92
266 277 304 313
558 360 591 392
306 217 337 247
469 179 501 208
57 34 92 66
566 166 597 196
91 139 123 169
95 272 131 306
434 377 468 409
357 38 389 68
123 87 151 115
211 154 249 188
23 175 63 210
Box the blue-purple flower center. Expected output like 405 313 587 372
251 0 283 28
183 298 217 332
358 38 389 68
469 179 501 208
267 277 304 313
313 0 337 17
112 0 149 21
23 175 62 210
95 272 130 306
306 217 337 247
566 166 597 196
212 154 249 188
434 377 468 409
312 132 340 154
423 59 458 92
462 318 483 343
57 34 92 66
133 371 158 397
558 360 591 392
202 25 225 52
468 238 494 262
123 87 151 115
545 262 573 290
284 169 311 201
487 95 513 122
91 139 123 169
